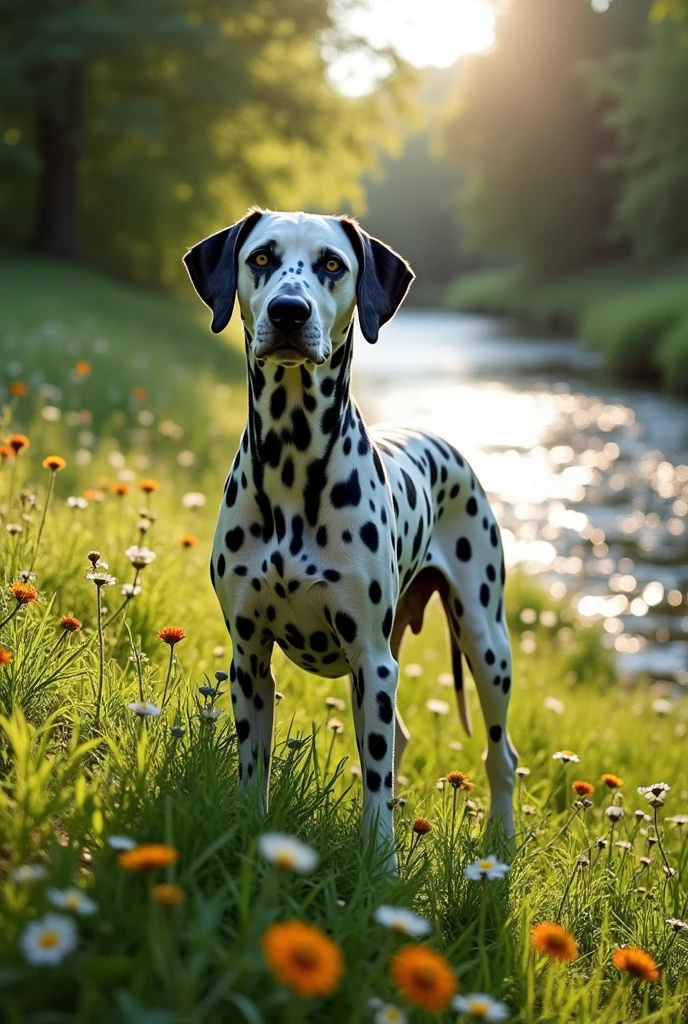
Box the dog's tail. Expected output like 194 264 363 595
450 633 473 738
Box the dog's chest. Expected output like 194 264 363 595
212 479 395 677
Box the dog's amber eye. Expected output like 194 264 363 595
254 252 270 267
325 257 341 273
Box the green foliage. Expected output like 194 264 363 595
584 26 688 262
581 275 688 381
0 0 408 285
443 0 650 278
0 258 687 1021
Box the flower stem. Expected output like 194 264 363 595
94 585 105 728
29 471 56 572
0 603 21 631
161 644 175 709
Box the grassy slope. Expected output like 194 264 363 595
0 260 687 1022
444 261 688 390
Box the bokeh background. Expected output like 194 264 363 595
2 0 688 697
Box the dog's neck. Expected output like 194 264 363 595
243 325 360 529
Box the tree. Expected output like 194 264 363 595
0 0 406 281
586 24 688 261
443 0 649 278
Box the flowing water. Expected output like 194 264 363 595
352 309 688 688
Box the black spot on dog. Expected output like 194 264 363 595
368 733 388 760
285 623 305 649
270 385 286 421
377 665 390 679
456 537 472 561
376 690 393 724
466 496 478 516
502 676 511 693
324 569 341 582
360 521 379 552
487 564 496 582
335 611 357 643
331 469 361 508
366 769 382 792
281 457 294 488
217 553 226 577
486 649 495 665
489 724 502 743
236 719 250 743
225 527 244 552
235 616 255 641
490 524 498 547
291 407 311 450
382 608 393 639
480 584 490 608
310 631 328 652
225 477 238 507
316 525 328 547
369 580 382 604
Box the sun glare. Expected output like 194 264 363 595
331 0 496 95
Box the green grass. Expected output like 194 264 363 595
1 259 688 1022
445 261 688 391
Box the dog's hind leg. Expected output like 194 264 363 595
435 554 517 838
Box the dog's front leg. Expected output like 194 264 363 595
229 642 275 808
348 645 399 871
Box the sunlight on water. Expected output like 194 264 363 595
354 310 688 685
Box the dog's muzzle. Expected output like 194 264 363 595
254 293 324 364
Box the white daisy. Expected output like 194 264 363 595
181 491 206 509
666 918 688 932
258 832 319 873
127 701 161 717
666 814 688 827
125 545 156 569
464 856 511 881
605 806 625 821
638 783 670 807
373 905 431 937
20 913 78 966
199 707 223 721
374 1003 408 1024
106 835 137 851
553 750 579 764
516 767 531 778
47 887 98 916
325 696 345 711
425 698 450 716
453 993 509 1020
11 864 48 884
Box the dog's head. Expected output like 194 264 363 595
183 210 414 366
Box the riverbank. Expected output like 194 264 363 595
444 260 688 392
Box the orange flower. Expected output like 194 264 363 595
0 444 14 460
446 771 473 791
111 482 130 497
0 646 13 666
572 780 595 797
82 489 104 502
413 818 433 835
42 455 66 472
390 944 457 1011
601 773 623 789
7 434 30 454
131 386 148 401
139 478 160 494
613 947 659 982
10 381 28 397
60 616 82 632
11 580 38 605
530 922 578 962
151 883 185 907
157 626 186 646
181 534 198 548
74 360 91 376
118 844 179 871
261 920 343 997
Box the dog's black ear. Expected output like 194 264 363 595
183 209 263 334
339 218 414 343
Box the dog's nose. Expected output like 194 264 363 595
267 294 312 332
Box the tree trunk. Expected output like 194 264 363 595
31 65 82 260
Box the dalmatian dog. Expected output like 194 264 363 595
184 209 517 863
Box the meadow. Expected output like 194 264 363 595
1 258 687 1023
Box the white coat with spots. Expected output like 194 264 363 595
184 210 517 866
